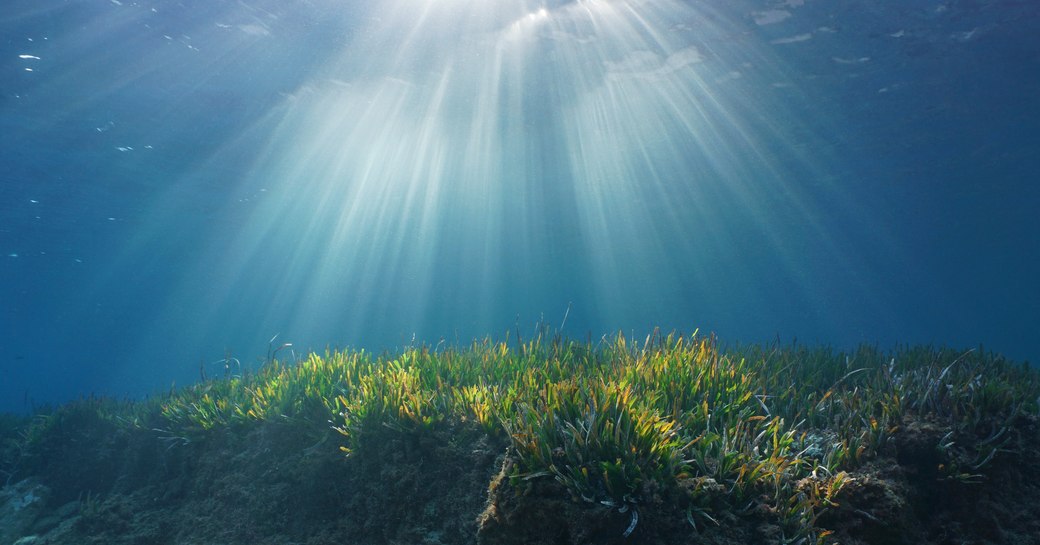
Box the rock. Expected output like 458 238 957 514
0 480 50 545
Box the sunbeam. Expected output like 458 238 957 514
130 0 882 355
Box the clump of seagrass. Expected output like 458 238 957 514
151 329 1040 542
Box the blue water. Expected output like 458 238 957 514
1 0 1038 413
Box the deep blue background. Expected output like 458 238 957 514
2 0 1038 413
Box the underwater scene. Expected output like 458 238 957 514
1 0 1039 544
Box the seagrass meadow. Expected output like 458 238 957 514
2 331 1039 545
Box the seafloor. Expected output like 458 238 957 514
1 415 1038 545
2 339 1039 544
